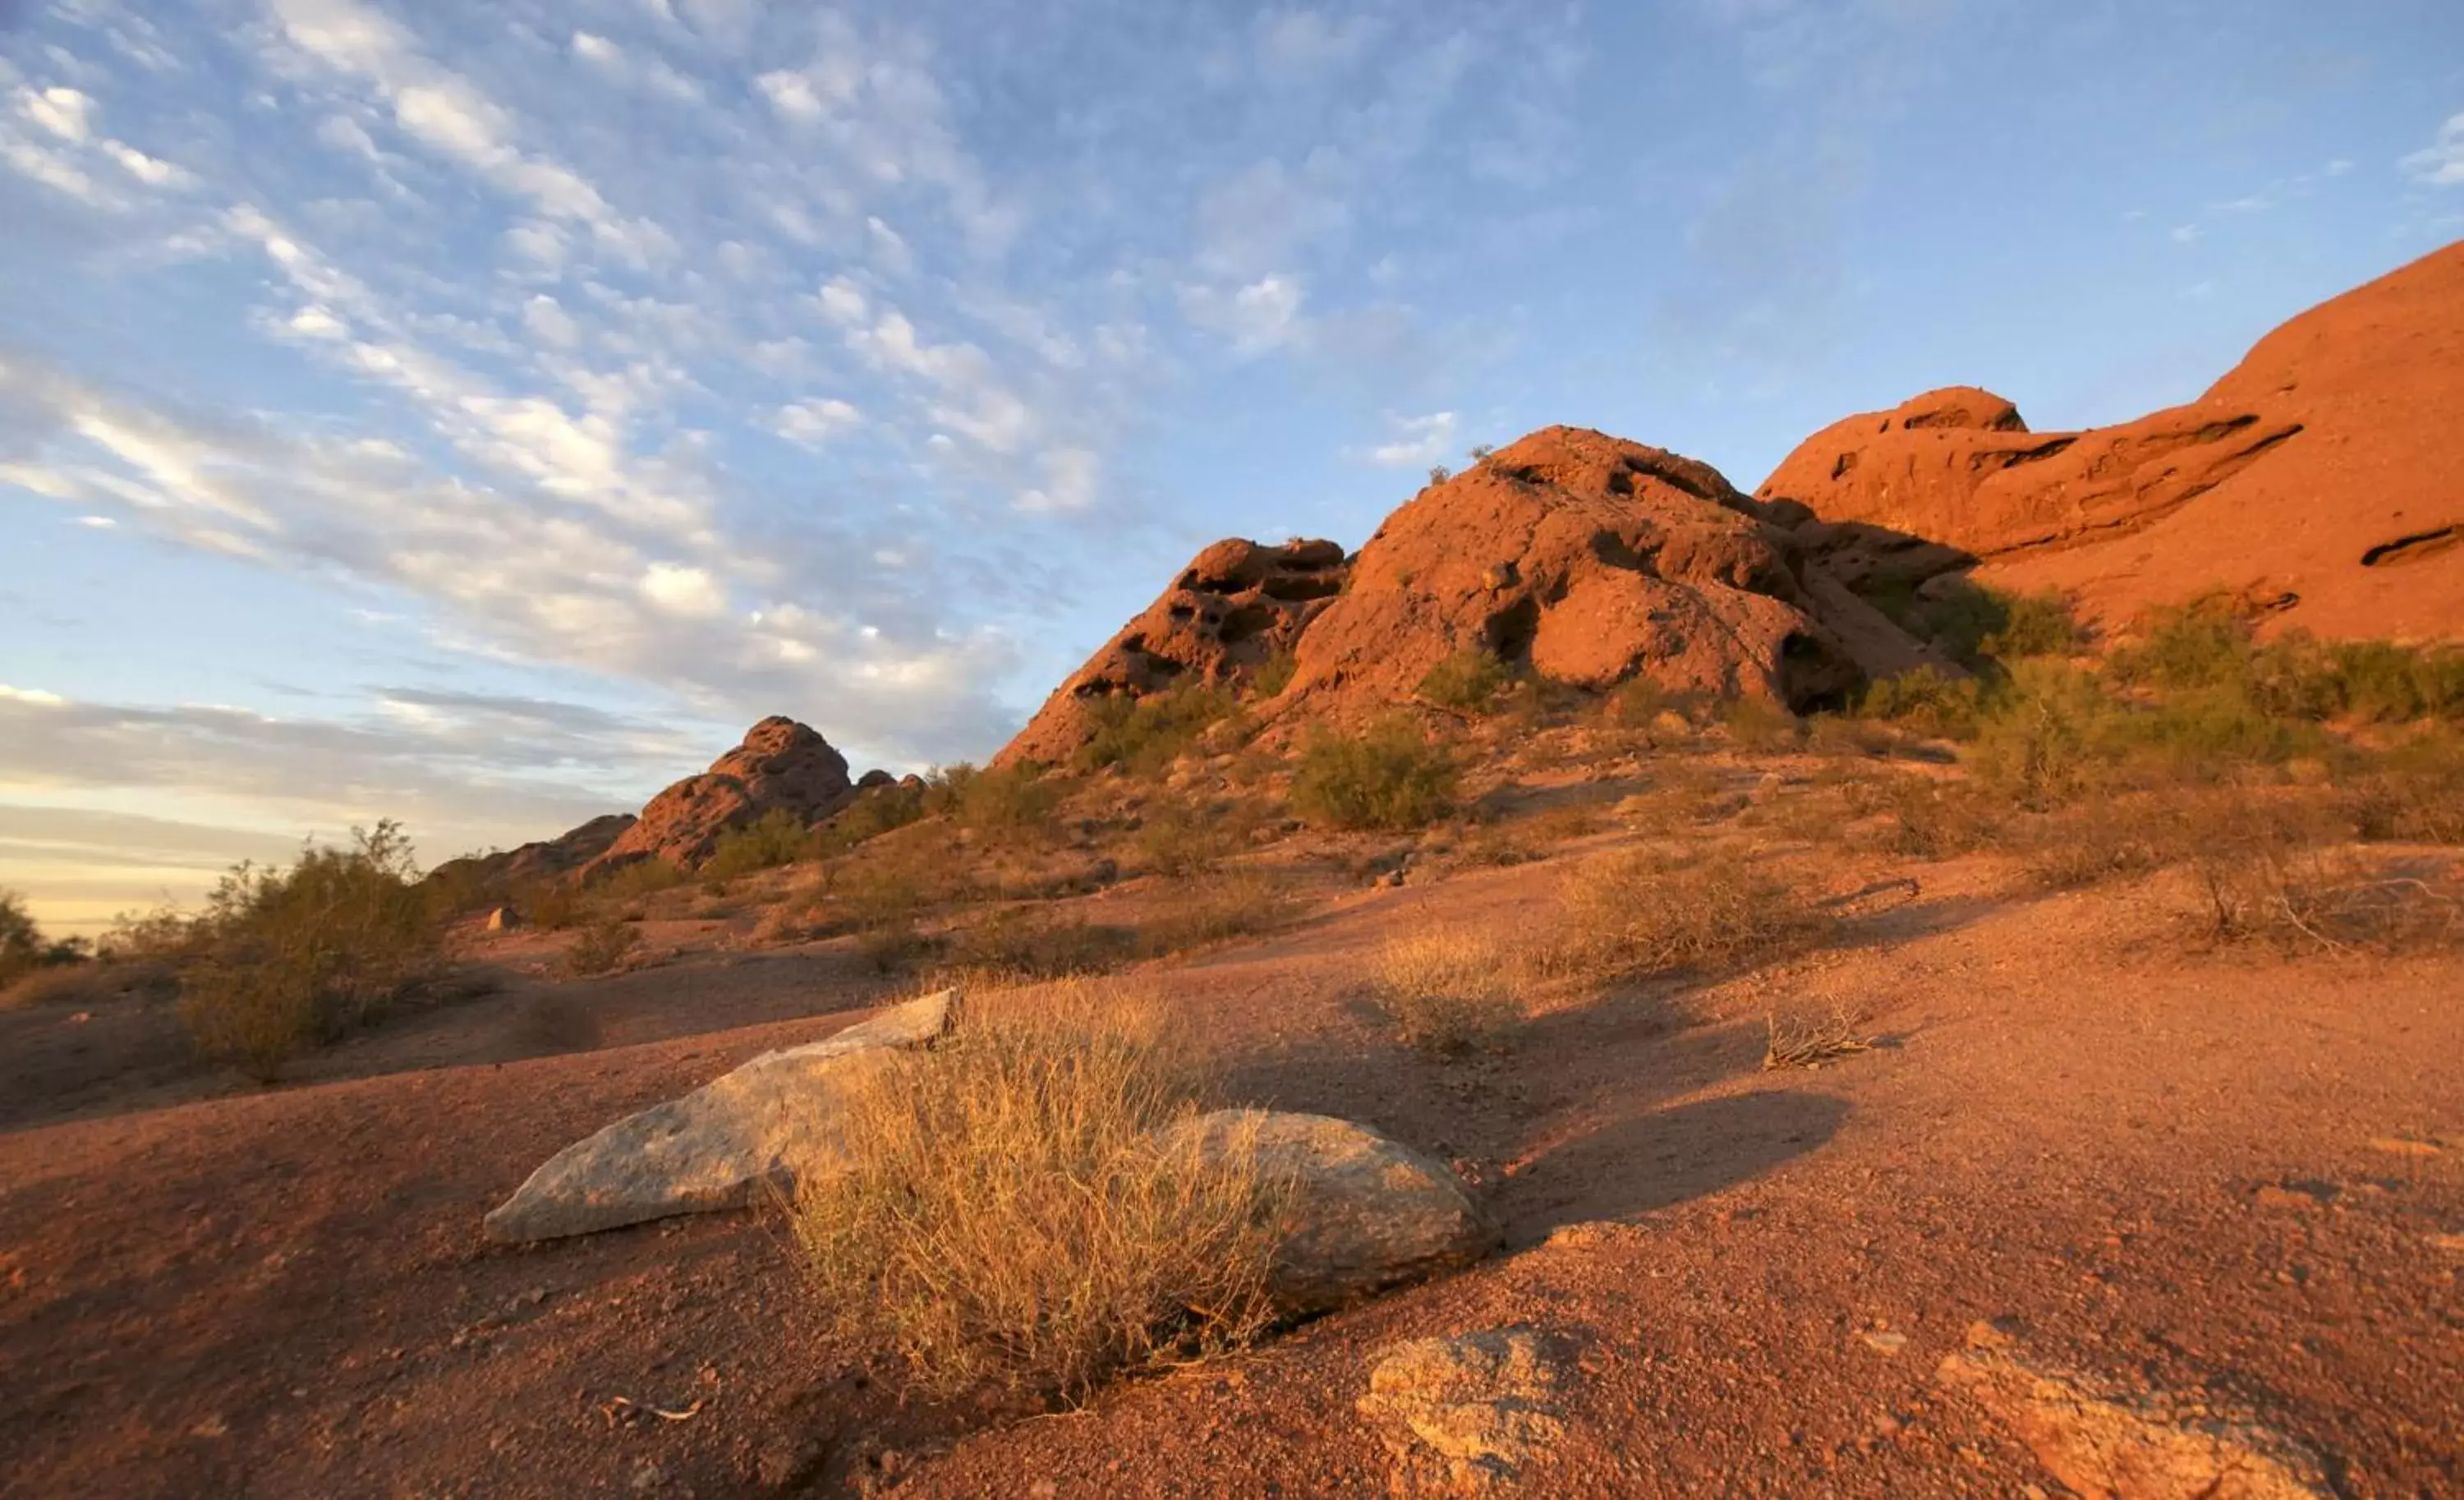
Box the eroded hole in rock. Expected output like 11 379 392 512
1777 632 1855 715
1589 531 1652 573
2190 414 2260 444
2361 524 2461 568
1623 453 1719 501
1216 603 1277 646
1167 604 1196 620
1830 451 1858 480
1483 595 1542 665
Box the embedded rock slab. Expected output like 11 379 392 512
1357 1327 1571 1495
482 989 958 1244
1159 1109 1501 1313
1936 1326 2332 1500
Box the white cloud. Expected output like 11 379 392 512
522 294 581 347
572 32 621 67
640 561 727 618
770 397 860 447
1181 274 1308 356
1017 446 1098 514
21 85 94 142
1365 410 1458 467
754 70 824 122
2402 111 2464 186
2171 223 2200 244
1254 10 1374 85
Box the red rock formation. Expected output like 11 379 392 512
588 717 853 873
1000 537 1348 766
1281 426 1934 715
428 812 637 896
1758 241 2464 639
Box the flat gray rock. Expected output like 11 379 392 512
1160 1109 1501 1313
483 988 958 1244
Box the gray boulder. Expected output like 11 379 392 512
1158 1109 1500 1313
483 989 958 1244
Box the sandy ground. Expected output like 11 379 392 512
2 849 2459 1498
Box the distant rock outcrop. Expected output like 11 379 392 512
1758 240 2464 640
428 812 636 896
1283 426 1935 715
588 716 854 874
1001 537 1349 766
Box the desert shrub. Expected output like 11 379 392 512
813 781 930 855
1136 872 1301 956
701 809 811 880
2108 684 2316 778
2108 598 2254 693
1848 776 2006 858
2192 836 2461 955
2296 639 2464 724
419 856 502 921
1248 650 1299 699
2340 729 2464 844
1548 845 1827 979
1722 696 1804 752
1858 665 1984 740
1979 591 2085 662
593 858 687 900
789 982 1285 1402
1133 797 1239 878
1370 929 1517 1056
0 890 88 991
1968 660 2122 808
2020 797 2178 889
563 918 640 977
931 762 1064 844
1415 647 1510 715
1289 717 1459 831
1077 688 1242 777
1607 676 1666 728
1878 579 2077 667
1806 713 1898 758
175 822 440 1081
942 909 1137 984
516 879 582 931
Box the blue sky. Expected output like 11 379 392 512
2 0 2460 932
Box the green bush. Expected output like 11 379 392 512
1248 650 1299 699
1968 660 2117 808
1874 579 2079 668
927 762 1064 842
593 858 687 900
1289 716 1460 831
701 808 811 879
1859 666 1980 740
2108 598 2255 692
1415 647 1510 714
1076 687 1241 776
175 822 440 1081
942 909 1138 982
814 780 929 854
1979 591 2085 661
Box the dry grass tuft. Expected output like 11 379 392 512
1136 871 1303 958
1370 929 1519 1056
1542 845 1831 981
1763 1002 1875 1070
2193 844 2462 955
788 981 1286 1403
940 909 1138 985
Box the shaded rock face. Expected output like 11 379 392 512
484 990 959 1243
1286 427 1933 716
1759 240 2464 640
1000 538 1348 766
591 716 853 874
1157 1109 1501 1314
1938 1326 2331 1500
428 812 637 895
1357 1328 1572 1496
